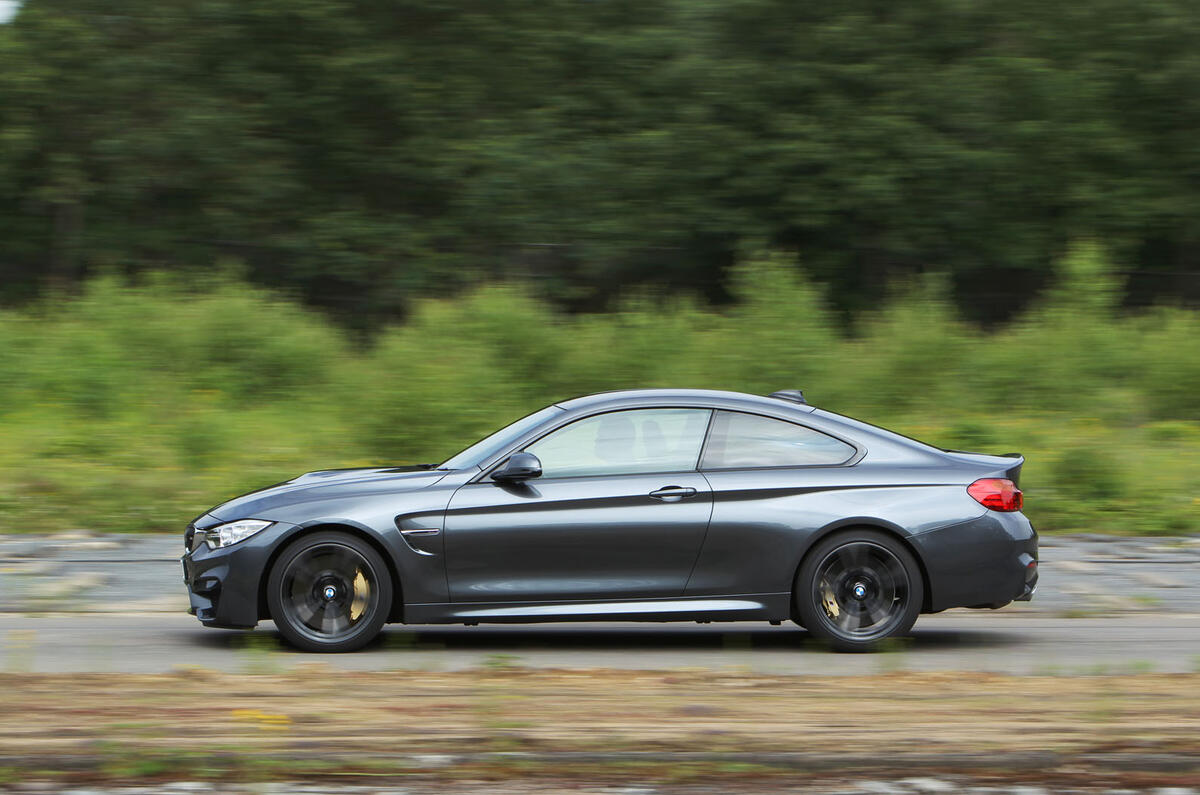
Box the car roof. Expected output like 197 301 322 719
554 389 817 415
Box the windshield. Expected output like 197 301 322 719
438 404 565 470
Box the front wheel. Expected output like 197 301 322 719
795 530 923 652
267 531 392 652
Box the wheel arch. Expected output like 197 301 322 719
257 521 405 623
790 520 934 616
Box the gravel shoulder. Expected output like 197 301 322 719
2 669 1200 791
7 668 1198 758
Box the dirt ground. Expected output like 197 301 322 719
3 668 1199 766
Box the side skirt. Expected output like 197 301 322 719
401 593 792 624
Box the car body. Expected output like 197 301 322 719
183 389 1037 651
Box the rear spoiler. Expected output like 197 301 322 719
1003 455 1024 487
943 450 1025 487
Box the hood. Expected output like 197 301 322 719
283 465 435 486
208 465 451 522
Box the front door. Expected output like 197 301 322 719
444 408 714 603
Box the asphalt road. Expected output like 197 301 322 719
3 611 1198 674
2 532 1199 675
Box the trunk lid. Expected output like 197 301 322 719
942 450 1024 485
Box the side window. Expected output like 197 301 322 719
525 408 712 478
701 411 855 469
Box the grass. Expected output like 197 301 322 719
235 632 286 676
0 246 1197 536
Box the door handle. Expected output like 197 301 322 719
649 486 698 502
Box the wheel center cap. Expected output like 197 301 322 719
322 586 337 600
852 583 867 600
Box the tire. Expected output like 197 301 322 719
267 531 393 652
794 529 923 653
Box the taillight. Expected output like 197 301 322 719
967 478 1023 512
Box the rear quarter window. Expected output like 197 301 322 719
701 411 856 469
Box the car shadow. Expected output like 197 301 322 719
384 624 1020 652
184 621 1020 655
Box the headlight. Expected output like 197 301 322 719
205 519 273 549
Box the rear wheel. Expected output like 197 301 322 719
795 530 923 652
267 531 392 652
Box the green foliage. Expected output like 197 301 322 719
0 251 1197 536
1135 309 1200 421
347 286 558 462
1043 442 1128 531
692 255 838 396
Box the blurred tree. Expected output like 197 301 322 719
1 0 1198 326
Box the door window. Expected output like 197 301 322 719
525 408 711 478
701 411 855 469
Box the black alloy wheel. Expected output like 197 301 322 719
267 531 392 652
795 529 923 652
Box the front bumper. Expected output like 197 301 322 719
911 510 1038 612
182 516 299 629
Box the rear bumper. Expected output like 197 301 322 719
910 510 1038 612
182 519 299 629
1015 550 1039 601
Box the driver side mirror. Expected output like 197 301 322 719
491 452 542 482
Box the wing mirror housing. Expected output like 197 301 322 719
491 452 542 482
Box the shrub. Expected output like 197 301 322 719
0 252 1196 534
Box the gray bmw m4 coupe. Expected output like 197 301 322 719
183 389 1037 652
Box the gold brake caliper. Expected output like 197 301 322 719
821 583 840 620
350 571 368 620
